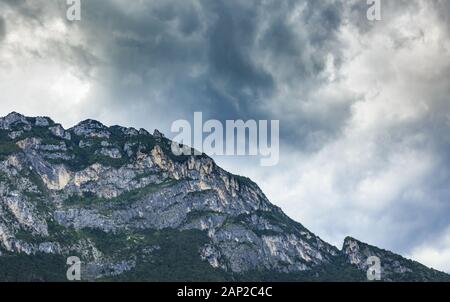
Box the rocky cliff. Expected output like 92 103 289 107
0 112 448 281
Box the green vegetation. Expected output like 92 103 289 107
233 174 258 188
0 141 20 159
64 178 180 208
80 228 130 255
109 178 180 204
235 255 367 282
15 229 37 243
0 171 10 183
46 220 86 246
64 191 105 206
257 208 310 236
49 144 128 170
102 229 230 282
23 169 49 198
183 209 223 224
252 229 281 237
0 129 11 140
219 209 309 238
0 253 67 282
16 126 59 144
15 229 46 244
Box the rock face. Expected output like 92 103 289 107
0 112 448 281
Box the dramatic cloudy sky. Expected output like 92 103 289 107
0 0 449 272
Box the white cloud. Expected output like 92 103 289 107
0 1 98 127
410 227 450 273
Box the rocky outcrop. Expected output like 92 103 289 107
342 237 448 281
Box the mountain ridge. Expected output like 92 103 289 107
0 112 448 281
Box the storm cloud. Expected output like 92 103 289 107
0 16 4 41
0 0 449 271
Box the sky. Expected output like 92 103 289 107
0 0 449 272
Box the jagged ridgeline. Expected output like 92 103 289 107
0 112 448 281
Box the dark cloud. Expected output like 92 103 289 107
65 0 352 149
0 17 5 42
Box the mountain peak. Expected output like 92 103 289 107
69 119 110 139
341 237 449 281
153 129 165 138
72 118 106 129
5 111 25 118
0 111 29 129
343 236 361 247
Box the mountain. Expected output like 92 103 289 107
0 112 448 282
